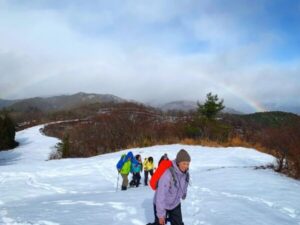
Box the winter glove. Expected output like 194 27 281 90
159 217 165 225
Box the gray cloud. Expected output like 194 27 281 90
0 0 299 113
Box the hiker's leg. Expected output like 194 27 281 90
130 174 136 187
121 174 128 190
144 170 149 185
150 169 154 177
134 173 139 187
134 173 139 186
124 174 129 187
168 204 183 225
136 172 141 187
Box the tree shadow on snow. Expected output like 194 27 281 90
0 137 31 166
0 149 22 166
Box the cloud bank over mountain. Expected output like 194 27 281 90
1 0 300 112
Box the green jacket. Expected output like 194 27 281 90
120 160 131 175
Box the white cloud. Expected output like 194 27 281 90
0 1 299 113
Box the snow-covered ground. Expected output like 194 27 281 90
1 125 300 225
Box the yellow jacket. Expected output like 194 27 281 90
143 158 154 171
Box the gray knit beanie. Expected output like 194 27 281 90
176 149 191 163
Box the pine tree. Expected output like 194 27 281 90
197 92 225 120
56 134 70 158
62 135 70 158
0 110 17 150
185 93 230 141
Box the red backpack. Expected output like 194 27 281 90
150 159 175 190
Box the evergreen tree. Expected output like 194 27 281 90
56 134 70 158
185 93 230 141
62 135 70 158
0 110 17 150
197 92 225 120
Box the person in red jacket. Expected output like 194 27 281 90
158 153 169 166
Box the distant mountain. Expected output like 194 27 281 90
2 92 126 112
0 99 18 109
159 101 198 112
264 103 300 115
228 111 299 125
222 107 244 115
156 100 243 114
284 106 300 115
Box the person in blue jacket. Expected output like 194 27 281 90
116 151 139 190
130 154 143 187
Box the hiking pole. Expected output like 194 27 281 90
116 172 120 192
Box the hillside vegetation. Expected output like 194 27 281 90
3 93 300 179
42 94 300 179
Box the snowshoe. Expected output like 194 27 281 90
129 180 136 187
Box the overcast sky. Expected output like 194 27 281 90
1 0 300 112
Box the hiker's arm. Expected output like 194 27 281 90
131 157 139 165
182 174 189 200
155 171 171 219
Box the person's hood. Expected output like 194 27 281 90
172 160 187 176
126 151 139 164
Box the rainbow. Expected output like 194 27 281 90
212 82 266 112
1 73 267 113
195 74 267 113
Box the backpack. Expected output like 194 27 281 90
149 160 177 190
116 154 126 171
116 151 139 171
131 162 142 173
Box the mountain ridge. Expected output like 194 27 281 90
0 92 126 112
1 92 299 115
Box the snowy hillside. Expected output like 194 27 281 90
1 125 300 225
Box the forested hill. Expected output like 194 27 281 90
226 111 300 127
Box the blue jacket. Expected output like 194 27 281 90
116 151 139 171
131 162 142 173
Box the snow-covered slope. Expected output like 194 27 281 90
0 125 300 225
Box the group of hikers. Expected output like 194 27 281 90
116 149 191 225
116 152 166 190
